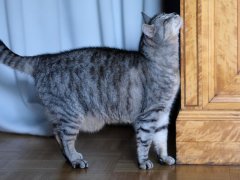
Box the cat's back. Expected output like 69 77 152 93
33 47 144 76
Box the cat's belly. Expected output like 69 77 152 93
79 113 105 132
79 112 132 132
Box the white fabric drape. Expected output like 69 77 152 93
0 0 161 136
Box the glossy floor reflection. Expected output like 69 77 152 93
0 126 239 180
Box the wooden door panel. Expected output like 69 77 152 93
181 0 240 109
214 0 238 94
204 0 240 108
177 0 240 165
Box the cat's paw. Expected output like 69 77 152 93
159 156 175 165
138 159 154 170
71 159 89 169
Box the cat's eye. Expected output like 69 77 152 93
163 18 169 24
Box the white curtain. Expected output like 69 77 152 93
0 0 161 136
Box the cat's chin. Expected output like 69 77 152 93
176 16 183 29
171 16 182 36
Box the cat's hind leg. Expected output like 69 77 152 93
49 110 88 169
54 119 88 168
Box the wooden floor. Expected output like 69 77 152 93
0 126 239 180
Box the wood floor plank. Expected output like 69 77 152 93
0 126 239 180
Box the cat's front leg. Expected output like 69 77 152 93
135 128 154 170
134 109 163 170
153 111 175 165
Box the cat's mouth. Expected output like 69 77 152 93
171 15 183 29
176 16 183 26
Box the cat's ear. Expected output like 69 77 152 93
142 12 151 24
142 24 156 38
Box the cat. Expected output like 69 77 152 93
0 12 182 169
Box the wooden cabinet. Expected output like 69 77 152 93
177 0 240 164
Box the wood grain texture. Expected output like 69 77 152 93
177 110 240 164
181 0 240 108
214 0 238 94
182 0 199 106
177 120 240 142
177 142 240 165
238 0 240 74
176 165 239 180
202 0 240 106
177 0 240 165
177 110 240 121
0 126 239 180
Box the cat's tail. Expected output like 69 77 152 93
0 40 38 75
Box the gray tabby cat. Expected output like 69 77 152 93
0 12 182 169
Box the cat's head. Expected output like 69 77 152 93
142 12 182 44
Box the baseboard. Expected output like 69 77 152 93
176 110 240 165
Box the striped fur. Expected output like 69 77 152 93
0 41 38 74
0 13 182 169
